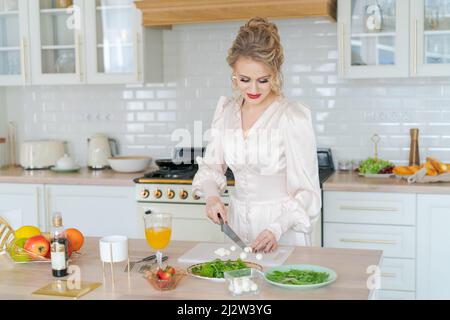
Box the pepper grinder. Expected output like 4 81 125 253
409 128 420 166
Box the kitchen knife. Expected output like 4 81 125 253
217 214 247 249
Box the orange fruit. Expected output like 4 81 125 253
65 228 84 252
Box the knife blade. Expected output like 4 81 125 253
218 214 247 249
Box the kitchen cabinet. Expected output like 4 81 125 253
1 0 162 86
84 0 162 84
411 0 450 77
338 0 410 78
0 0 31 86
0 183 140 238
339 0 450 78
28 0 85 85
323 191 417 299
417 194 450 299
0 184 44 230
45 184 140 238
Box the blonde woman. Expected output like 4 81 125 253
192 17 321 253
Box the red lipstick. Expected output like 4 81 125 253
247 93 261 100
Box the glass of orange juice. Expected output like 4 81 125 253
144 212 172 268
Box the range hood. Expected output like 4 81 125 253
135 0 337 27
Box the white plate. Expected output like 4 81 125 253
187 261 263 282
358 173 394 178
50 166 81 173
264 264 337 289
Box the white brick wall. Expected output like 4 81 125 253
2 18 450 166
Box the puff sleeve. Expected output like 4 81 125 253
266 102 322 241
192 96 229 199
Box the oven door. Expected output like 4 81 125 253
137 202 226 243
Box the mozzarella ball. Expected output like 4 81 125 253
256 253 263 261
230 246 236 252
244 247 252 253
240 252 247 260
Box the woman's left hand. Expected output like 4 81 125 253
251 230 278 253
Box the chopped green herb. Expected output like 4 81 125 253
191 259 248 278
266 269 330 285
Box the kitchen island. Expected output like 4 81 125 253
0 237 382 300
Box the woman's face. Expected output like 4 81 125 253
233 57 275 105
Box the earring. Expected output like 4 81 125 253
231 75 238 90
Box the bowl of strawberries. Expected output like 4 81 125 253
144 265 184 291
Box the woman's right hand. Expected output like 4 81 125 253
205 196 227 224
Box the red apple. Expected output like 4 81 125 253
24 235 50 259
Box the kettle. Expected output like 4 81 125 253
87 134 119 170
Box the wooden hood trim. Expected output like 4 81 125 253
135 0 337 27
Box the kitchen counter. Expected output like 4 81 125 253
0 165 156 186
0 237 382 300
323 171 450 194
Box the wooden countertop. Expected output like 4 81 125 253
323 171 450 194
0 237 382 300
0 165 154 187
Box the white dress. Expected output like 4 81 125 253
192 96 321 246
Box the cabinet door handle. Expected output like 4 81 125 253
413 19 418 75
381 272 397 278
340 23 345 76
339 238 397 245
75 34 83 81
20 37 27 84
44 187 51 231
36 187 41 230
339 205 399 212
134 32 142 81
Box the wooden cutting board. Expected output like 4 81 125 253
177 242 294 267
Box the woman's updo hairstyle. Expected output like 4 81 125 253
227 17 284 96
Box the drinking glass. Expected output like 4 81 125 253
143 213 172 268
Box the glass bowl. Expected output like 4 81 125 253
224 268 263 296
144 269 185 291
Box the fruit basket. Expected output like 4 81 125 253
0 219 50 263
143 267 185 291
0 218 81 264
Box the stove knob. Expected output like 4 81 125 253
167 189 175 199
180 190 188 200
193 193 200 200
140 189 150 199
154 189 162 199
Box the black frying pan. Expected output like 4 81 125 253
155 159 193 169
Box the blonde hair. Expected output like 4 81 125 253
227 17 284 96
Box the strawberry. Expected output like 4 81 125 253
157 270 172 281
165 266 176 275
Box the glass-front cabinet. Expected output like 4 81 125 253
28 0 85 85
84 0 142 84
0 0 30 85
339 0 410 78
412 0 450 76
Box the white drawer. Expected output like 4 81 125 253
374 290 416 300
324 191 416 226
380 258 415 291
324 223 415 259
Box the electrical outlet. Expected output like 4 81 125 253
363 111 411 122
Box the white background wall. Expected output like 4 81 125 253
2 18 450 166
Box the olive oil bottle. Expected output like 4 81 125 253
50 212 69 277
